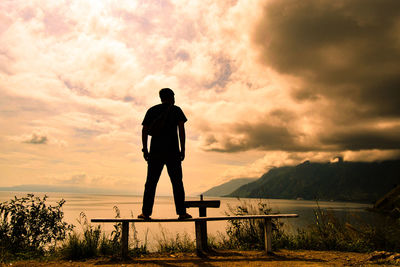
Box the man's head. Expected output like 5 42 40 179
159 88 175 104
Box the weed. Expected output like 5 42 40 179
155 225 195 253
222 199 284 250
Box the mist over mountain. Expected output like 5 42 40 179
228 160 400 203
202 178 258 197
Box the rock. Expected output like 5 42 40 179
369 251 393 261
388 253 400 263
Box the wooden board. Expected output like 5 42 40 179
184 200 221 208
91 214 298 223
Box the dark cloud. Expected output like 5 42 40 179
24 134 48 145
176 50 190 61
221 122 306 152
205 1 400 154
254 0 400 112
320 125 400 151
205 57 233 90
205 109 317 153
62 78 91 97
236 0 400 153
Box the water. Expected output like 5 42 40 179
0 192 373 250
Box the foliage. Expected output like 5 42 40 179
61 207 147 260
61 212 102 259
223 199 400 253
155 225 195 253
281 204 400 252
222 199 284 250
0 194 73 261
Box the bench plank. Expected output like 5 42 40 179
91 214 298 223
184 200 221 208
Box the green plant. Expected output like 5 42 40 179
61 212 101 260
62 207 148 259
223 199 284 250
276 203 400 253
0 194 73 260
155 225 195 253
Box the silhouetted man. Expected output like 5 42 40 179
138 88 192 220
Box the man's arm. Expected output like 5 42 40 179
142 125 149 161
178 121 186 161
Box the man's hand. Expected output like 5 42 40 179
178 121 186 161
142 149 149 161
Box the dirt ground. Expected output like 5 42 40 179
5 249 400 266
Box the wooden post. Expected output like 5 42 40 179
198 195 208 251
195 220 207 256
121 221 129 258
264 218 272 254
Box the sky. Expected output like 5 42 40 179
1 0 400 196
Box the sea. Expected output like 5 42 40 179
0 192 374 250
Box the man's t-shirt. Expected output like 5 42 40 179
142 103 187 158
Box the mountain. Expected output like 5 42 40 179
203 178 258 197
228 160 400 203
372 184 400 218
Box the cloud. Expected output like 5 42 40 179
24 133 48 144
255 0 400 113
320 123 400 150
207 0 400 153
1 0 399 194
8 131 67 146
204 121 303 152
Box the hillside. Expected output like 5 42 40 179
203 178 257 197
372 184 400 218
228 160 400 203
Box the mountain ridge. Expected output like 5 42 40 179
202 178 257 197
228 159 400 203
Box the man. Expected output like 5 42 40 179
138 88 192 220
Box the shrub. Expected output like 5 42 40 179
279 203 400 252
62 207 147 259
223 199 285 250
0 194 73 260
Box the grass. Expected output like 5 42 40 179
155 225 195 253
60 208 148 260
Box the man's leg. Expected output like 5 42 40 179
166 158 186 215
142 158 164 216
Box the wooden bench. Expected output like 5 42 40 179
91 214 298 258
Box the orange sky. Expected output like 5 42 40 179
1 0 400 195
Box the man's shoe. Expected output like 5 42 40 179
178 213 192 220
137 213 151 220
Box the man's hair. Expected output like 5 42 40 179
159 88 174 101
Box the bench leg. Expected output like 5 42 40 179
195 221 208 256
121 221 129 258
264 218 272 254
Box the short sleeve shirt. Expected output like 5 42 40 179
142 104 187 158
